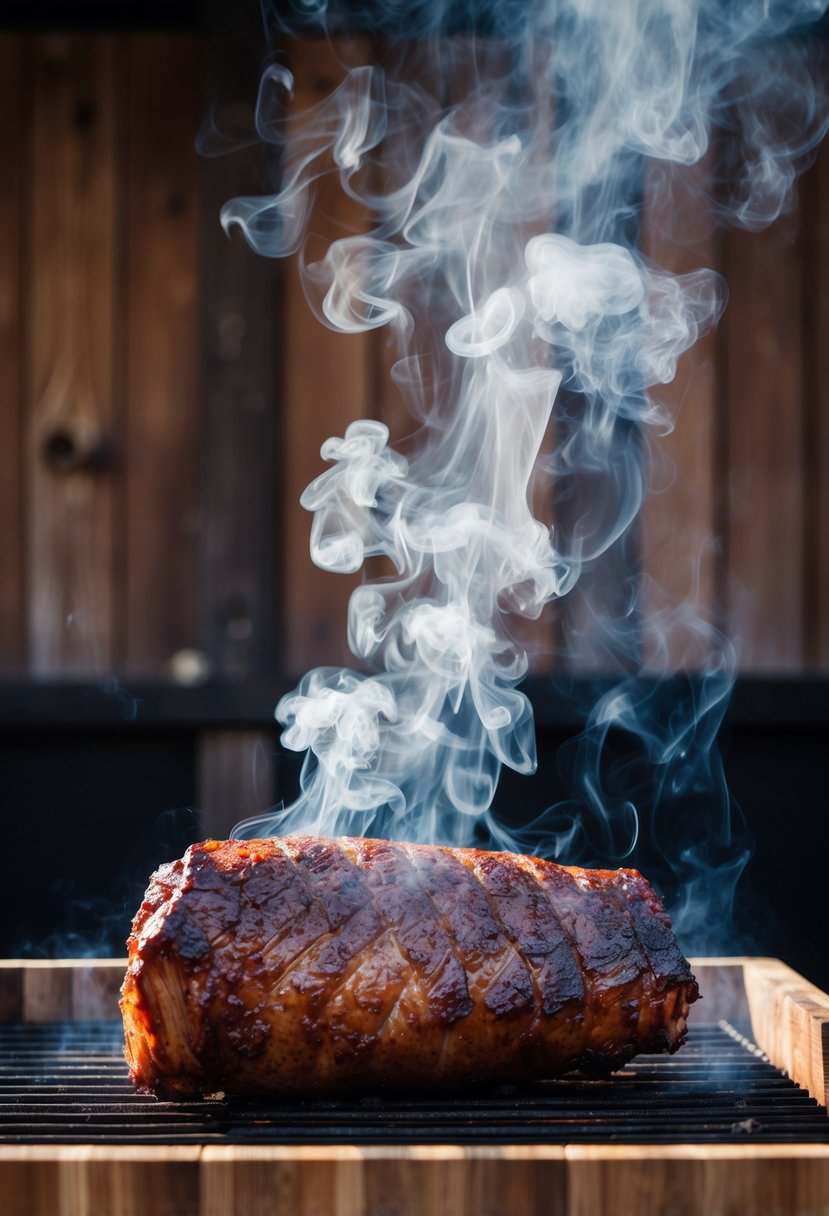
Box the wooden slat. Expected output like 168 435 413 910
200 1145 567 1216
742 957 829 1110
281 37 374 677
25 36 118 675
3 1144 828 1216
813 134 829 669
641 156 719 670
0 35 24 675
0 1147 201 1216
0 960 125 1023
196 729 276 840
26 35 118 677
688 956 752 1034
722 203 804 671
123 35 201 677
565 1145 829 1216
199 10 277 682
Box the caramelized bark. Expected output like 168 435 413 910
121 837 698 1098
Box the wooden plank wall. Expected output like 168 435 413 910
0 32 827 688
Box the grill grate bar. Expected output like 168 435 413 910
2 1020 828 1146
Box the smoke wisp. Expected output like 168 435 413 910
224 0 828 949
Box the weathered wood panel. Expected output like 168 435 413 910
0 36 24 676
641 156 719 671
199 9 278 683
281 37 374 678
0 959 124 1023
123 36 202 677
721 201 805 672
812 136 829 670
26 35 118 676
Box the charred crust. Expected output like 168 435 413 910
123 837 698 1098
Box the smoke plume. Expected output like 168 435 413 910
225 0 828 949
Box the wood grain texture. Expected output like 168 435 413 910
0 1147 200 1216
0 35 24 675
688 956 752 1034
196 729 276 840
200 1146 567 1216
566 1145 829 1216
199 12 278 682
722 203 804 672
123 35 201 677
641 156 719 671
3 1143 828 1216
281 37 373 677
26 36 118 676
813 134 829 669
743 957 829 1110
0 959 125 1023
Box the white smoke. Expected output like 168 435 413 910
224 0 827 942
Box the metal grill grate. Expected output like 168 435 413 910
2 1021 828 1145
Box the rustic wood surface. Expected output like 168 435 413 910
200 1145 569 1216
721 191 805 672
0 36 24 676
2 1144 827 1216
565 1144 829 1216
641 155 719 671
123 35 202 678
0 959 125 1023
26 35 118 677
0 33 826 681
281 37 375 677
814 130 829 670
199 10 278 683
688 955 753 1033
742 957 829 1111
0 1147 201 1216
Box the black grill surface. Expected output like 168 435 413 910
2 1021 828 1145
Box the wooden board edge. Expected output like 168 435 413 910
200 1145 568 1216
0 959 126 1023
689 956 755 1034
0 1146 202 1216
741 957 829 1110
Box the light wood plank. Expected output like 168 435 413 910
26 35 119 677
742 957 829 1109
641 155 719 670
0 1147 201 1216
688 955 752 1034
0 959 125 1023
281 37 374 677
0 35 24 675
123 35 201 676
722 204 804 671
200 1146 567 1216
566 1144 829 1216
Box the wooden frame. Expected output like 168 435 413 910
0 957 827 1216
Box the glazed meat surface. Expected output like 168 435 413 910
121 836 698 1098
